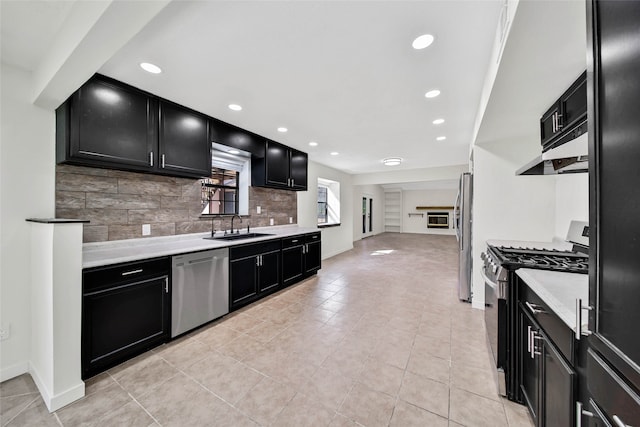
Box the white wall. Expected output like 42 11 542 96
297 161 354 259
471 139 556 309
352 164 468 186
352 184 384 241
402 189 457 235
1 64 56 380
554 174 589 240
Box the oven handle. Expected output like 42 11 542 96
480 268 507 300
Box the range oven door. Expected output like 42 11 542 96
483 269 507 397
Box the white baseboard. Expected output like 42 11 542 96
29 362 85 412
0 361 29 382
322 244 353 260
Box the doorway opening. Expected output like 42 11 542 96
362 196 374 237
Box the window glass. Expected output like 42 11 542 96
317 178 340 226
201 167 239 215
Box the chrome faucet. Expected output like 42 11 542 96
230 215 242 234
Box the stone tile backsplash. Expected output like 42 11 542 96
56 165 298 243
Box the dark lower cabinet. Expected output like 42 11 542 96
230 240 281 310
282 237 305 287
521 307 541 425
304 233 321 275
82 257 170 379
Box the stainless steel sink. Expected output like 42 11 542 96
204 232 274 241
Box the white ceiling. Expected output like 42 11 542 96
1 0 502 177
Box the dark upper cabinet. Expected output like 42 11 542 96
587 2 640 424
159 101 211 178
57 75 157 171
57 74 211 178
253 140 308 191
540 71 587 151
209 118 265 157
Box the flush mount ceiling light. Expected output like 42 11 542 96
425 89 441 98
140 62 162 74
330 152 339 156
432 118 445 125
436 136 447 141
309 141 318 147
228 104 242 111
383 157 402 166
412 34 434 50
277 127 288 133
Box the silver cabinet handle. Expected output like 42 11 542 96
525 301 545 314
575 298 593 340
292 239 299 243
164 277 169 293
527 326 532 353
576 401 594 427
149 151 154 167
556 113 563 129
161 154 166 168
256 256 260 267
612 415 628 427
552 114 556 133
122 269 143 276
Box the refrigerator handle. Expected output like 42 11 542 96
454 189 461 244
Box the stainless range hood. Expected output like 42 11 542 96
516 132 588 175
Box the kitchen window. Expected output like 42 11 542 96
200 143 250 216
317 178 340 227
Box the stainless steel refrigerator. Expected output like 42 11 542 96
454 172 472 302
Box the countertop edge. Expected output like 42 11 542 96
27 218 90 224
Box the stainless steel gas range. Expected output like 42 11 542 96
481 220 589 401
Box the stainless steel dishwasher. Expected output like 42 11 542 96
171 248 229 337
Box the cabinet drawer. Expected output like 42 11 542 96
282 236 304 249
83 257 170 293
520 282 574 364
587 348 640 426
230 240 281 260
305 232 321 243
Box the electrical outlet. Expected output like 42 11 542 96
257 206 261 214
142 224 151 236
289 217 293 224
270 218 274 226
0 323 10 341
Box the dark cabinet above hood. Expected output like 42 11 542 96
516 132 588 175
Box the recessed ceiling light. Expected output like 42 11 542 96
412 34 434 50
140 62 162 74
432 118 445 125
228 104 242 111
330 152 339 156
228 149 240 155
277 127 288 133
425 90 441 98
309 142 318 147
383 157 402 166
436 136 447 141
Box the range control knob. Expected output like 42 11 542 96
493 265 498 274
480 252 486 261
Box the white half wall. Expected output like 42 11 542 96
402 189 457 235
352 184 385 242
297 161 354 259
1 64 56 380
555 174 589 240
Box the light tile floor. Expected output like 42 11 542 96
0 233 534 426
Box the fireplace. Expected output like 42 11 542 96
427 212 449 228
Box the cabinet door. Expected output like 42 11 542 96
230 256 258 307
520 307 541 425
70 76 156 169
258 250 280 293
542 337 575 427
265 140 290 188
540 102 561 149
559 72 587 132
289 149 308 190
588 0 640 392
82 275 169 378
159 101 211 177
282 245 304 287
304 240 321 275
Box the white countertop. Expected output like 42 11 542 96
516 268 589 333
83 225 319 269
